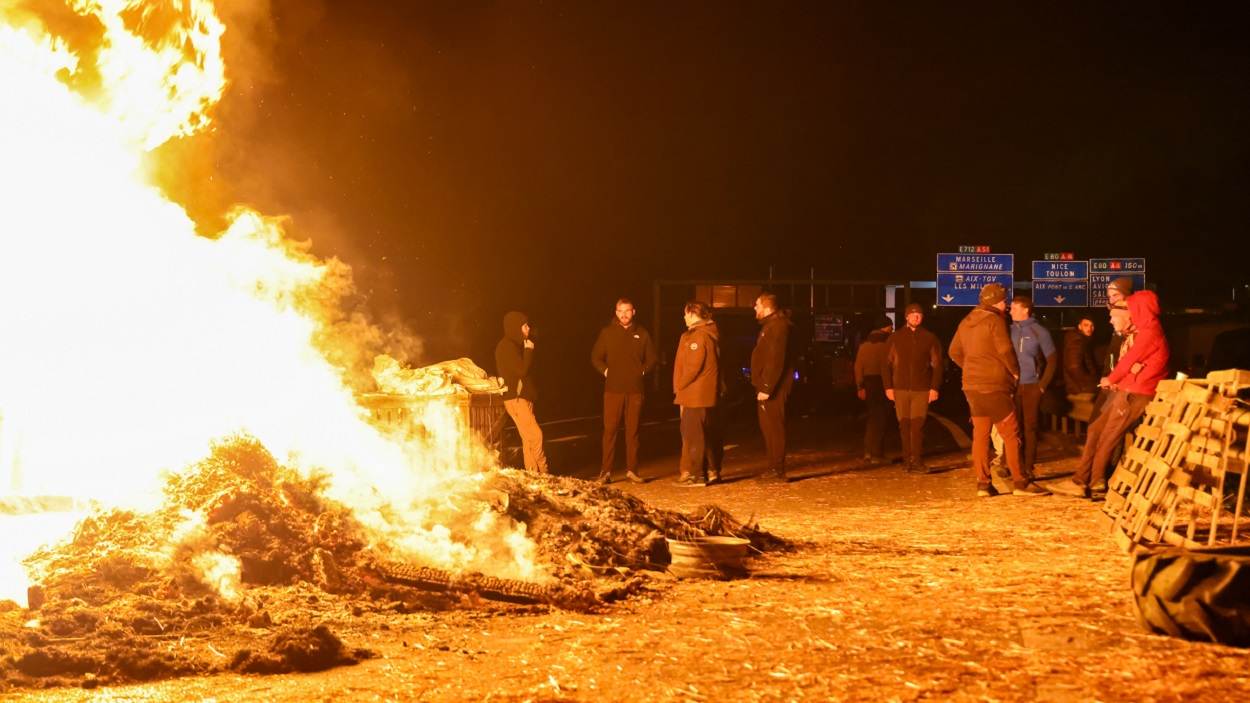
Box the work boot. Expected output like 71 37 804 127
898 419 913 469
596 471 611 485
705 471 722 486
625 470 645 484
675 474 704 487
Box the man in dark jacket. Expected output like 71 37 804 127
495 311 548 473
1063 317 1099 395
883 303 944 473
948 283 1049 497
673 302 722 485
854 316 893 465
591 298 657 484
751 293 795 481
1009 296 1057 481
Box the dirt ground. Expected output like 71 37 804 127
4 428 1248 703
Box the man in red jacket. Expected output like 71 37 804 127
1059 290 1169 499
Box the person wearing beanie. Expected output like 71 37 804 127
883 303 944 473
1107 277 1134 308
948 283 1051 497
854 314 894 465
496 311 549 473
1008 296 1057 481
1057 290 1169 499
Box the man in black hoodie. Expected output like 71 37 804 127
591 298 657 483
495 311 548 473
751 293 795 481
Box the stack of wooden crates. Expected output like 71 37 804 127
1104 369 1250 551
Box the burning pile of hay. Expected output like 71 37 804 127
0 438 783 690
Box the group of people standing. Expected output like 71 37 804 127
855 275 1170 499
498 276 1169 496
949 277 1169 498
494 294 796 486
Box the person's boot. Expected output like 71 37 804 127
898 419 916 471
910 420 937 473
596 469 611 485
625 470 645 484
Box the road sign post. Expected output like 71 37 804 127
1032 260 1089 307
936 253 1013 306
1089 258 1146 307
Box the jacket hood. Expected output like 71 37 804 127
690 319 720 342
1128 290 1160 329
866 329 891 343
502 311 529 342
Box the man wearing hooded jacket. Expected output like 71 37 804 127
495 311 549 473
949 283 1050 497
1060 290 1169 498
854 316 894 465
673 302 722 485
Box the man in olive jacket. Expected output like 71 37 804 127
591 298 657 484
751 293 795 481
948 283 1048 497
495 311 548 473
883 303 944 473
673 301 722 485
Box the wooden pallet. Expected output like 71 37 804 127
1103 369 1250 552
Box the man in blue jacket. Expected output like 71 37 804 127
1009 296 1056 481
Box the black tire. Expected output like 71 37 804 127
1131 545 1250 647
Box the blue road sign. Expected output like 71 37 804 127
1090 272 1147 308
1090 258 1146 274
1033 280 1089 307
936 272 1014 307
1031 260 1089 280
937 253 1013 273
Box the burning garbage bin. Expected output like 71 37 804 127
361 356 507 454
360 390 506 453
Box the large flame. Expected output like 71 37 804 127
0 0 542 604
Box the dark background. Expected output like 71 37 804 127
155 0 1250 417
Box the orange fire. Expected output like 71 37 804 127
0 1 543 605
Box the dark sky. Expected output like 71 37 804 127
158 0 1250 404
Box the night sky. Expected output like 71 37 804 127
156 0 1250 410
